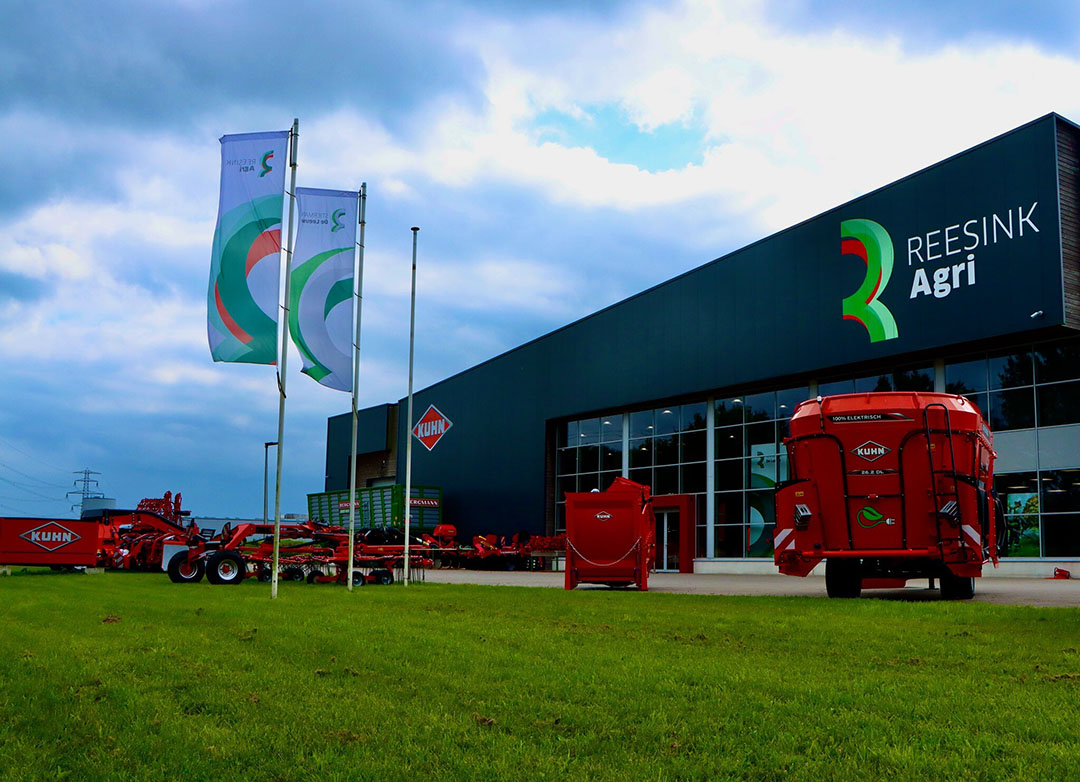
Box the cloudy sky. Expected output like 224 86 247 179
1 0 1078 519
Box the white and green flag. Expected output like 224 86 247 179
288 187 359 391
207 130 289 364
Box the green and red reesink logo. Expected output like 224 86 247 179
841 218 899 343
259 150 274 177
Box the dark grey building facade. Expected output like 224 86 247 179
327 113 1080 572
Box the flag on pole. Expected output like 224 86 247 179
288 187 359 391
207 130 290 364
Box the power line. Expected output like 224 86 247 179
0 435 70 474
0 461 69 490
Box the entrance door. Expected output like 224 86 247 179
654 510 680 572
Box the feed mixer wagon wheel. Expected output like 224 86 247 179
167 551 204 584
825 558 862 599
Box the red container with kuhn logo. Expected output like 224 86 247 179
564 477 655 591
0 517 102 567
774 392 998 600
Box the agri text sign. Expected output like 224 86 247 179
412 405 453 451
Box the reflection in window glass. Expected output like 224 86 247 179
989 388 1035 430
629 410 653 438
557 476 576 500
601 441 623 471
1041 514 1080 557
681 402 707 431
776 387 808 418
697 525 707 559
744 392 775 422
714 397 743 427
715 525 745 557
989 351 1033 389
653 466 678 495
654 434 678 465
1035 338 1080 384
855 374 894 392
577 417 600 445
599 414 623 442
1001 515 1041 557
565 420 579 447
579 444 600 473
629 468 651 487
681 463 706 493
578 473 599 493
629 438 652 468
893 367 934 392
1037 381 1080 427
681 430 706 463
963 393 989 419
746 490 775 557
819 379 854 396
557 447 577 476
946 357 987 394
715 492 743 525
655 407 679 435
1041 469 1080 513
599 471 620 492
745 422 776 458
747 454 778 488
715 427 742 460
715 459 743 491
555 504 565 534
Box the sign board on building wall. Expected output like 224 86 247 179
412 405 453 451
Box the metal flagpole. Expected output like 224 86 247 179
271 117 299 600
403 226 418 586
347 183 367 592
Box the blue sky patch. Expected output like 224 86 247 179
533 104 708 173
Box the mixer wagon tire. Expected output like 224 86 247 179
306 570 322 584
351 571 367 586
283 566 306 582
206 551 246 585
825 558 862 598
372 569 394 585
257 569 273 583
940 571 975 600
167 552 204 584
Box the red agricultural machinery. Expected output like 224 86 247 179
564 477 655 590
774 392 998 599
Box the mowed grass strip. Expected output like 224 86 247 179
0 571 1078 781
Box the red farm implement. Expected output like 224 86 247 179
564 477 655 590
774 392 998 599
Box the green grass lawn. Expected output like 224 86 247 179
1 570 1079 781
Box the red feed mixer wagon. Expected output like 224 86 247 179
564 477 655 590
774 392 998 599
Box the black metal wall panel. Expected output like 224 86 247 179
359 114 1069 538
324 404 391 490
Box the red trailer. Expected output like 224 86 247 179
774 392 998 599
564 477 655 590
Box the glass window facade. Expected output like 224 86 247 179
554 336 1080 560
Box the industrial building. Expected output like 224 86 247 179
325 112 1080 575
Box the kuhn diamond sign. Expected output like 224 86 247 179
412 405 452 451
20 522 81 551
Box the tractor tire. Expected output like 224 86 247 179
372 569 394 586
167 551 204 584
283 566 306 582
825 558 862 598
939 571 975 600
351 571 366 587
206 551 246 585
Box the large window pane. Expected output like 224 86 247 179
1001 515 1041 557
1041 514 1080 557
1041 469 1080 513
745 422 777 457
629 468 651 488
714 397 743 427
629 410 654 438
681 403 707 431
746 489 775 557
654 466 678 495
579 444 600 473
655 406 679 435
578 417 600 445
989 388 1035 430
555 504 566 534
578 473 599 493
776 387 808 419
748 454 778 488
744 392 775 422
681 430 706 463
601 441 623 471
564 420 579 447
557 475 576 500
715 427 743 460
963 393 989 419
715 492 743 525
715 524 745 557
599 414 623 442
629 438 652 468
715 459 743 491
946 356 987 394
681 463 706 493
556 447 577 476
1035 338 1080 384
855 374 894 392
654 433 678 465
995 472 1039 516
893 367 934 392
1037 381 1080 427
819 379 854 396
599 471 621 492
989 351 1033 390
